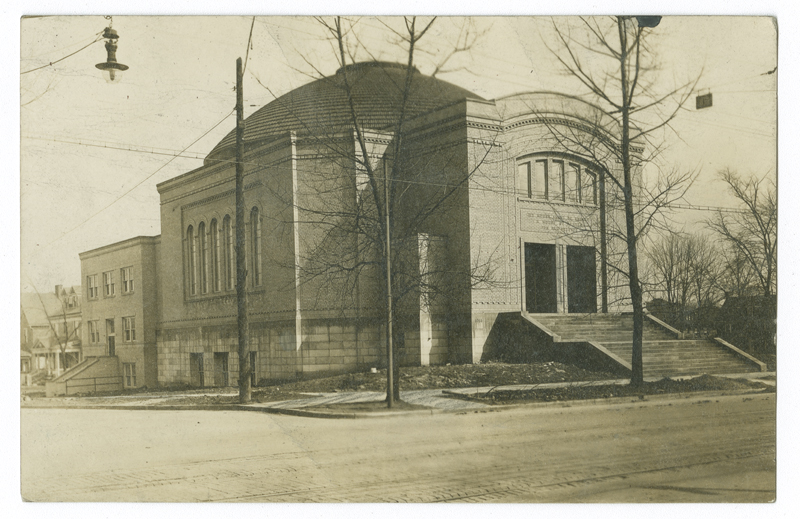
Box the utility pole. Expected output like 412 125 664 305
235 57 251 403
599 169 608 313
384 161 394 408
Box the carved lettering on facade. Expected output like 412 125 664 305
520 206 593 235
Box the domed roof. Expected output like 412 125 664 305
206 61 484 164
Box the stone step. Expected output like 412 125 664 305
559 334 680 344
597 339 758 375
522 312 759 376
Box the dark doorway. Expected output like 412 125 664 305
214 352 229 387
525 243 557 313
105 319 115 356
190 353 204 387
567 246 597 313
249 351 257 387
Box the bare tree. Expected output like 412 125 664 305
707 169 777 297
643 232 692 325
32 288 81 377
688 235 722 309
253 17 494 405
541 16 699 385
643 230 722 330
715 245 757 299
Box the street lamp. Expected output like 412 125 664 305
95 25 129 84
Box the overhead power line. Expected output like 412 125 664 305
24 131 752 216
667 203 749 215
26 109 235 259
21 33 104 75
23 135 209 161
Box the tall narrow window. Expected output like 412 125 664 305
123 363 136 387
198 222 207 294
88 320 99 343
121 266 134 293
584 170 598 205
251 208 262 286
565 163 580 202
122 316 136 342
188 225 196 295
87 275 98 299
210 219 220 292
103 271 115 297
550 160 564 201
533 160 547 199
223 215 233 290
517 162 531 198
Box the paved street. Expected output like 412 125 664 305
21 393 775 502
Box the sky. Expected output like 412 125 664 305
19 15 778 293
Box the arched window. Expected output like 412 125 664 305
517 155 598 207
198 221 207 294
210 219 220 292
187 225 196 295
251 207 262 286
223 215 233 290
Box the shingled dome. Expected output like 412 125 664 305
205 61 484 165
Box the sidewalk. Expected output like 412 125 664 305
22 371 775 418
246 371 775 417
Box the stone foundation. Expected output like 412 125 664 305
156 317 451 387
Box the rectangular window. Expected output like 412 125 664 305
517 162 531 198
533 160 547 199
566 163 580 202
123 363 136 387
550 160 564 201
103 271 115 297
224 217 234 291
88 320 100 343
87 275 99 299
122 316 136 342
121 267 134 293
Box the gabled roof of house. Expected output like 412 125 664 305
21 292 65 326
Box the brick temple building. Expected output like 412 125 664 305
69 61 760 390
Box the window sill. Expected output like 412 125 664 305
186 287 265 303
517 196 596 208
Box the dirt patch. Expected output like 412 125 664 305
450 374 775 405
24 363 773 408
249 361 618 402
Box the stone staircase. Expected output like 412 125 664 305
524 312 766 377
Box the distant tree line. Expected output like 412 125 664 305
642 169 776 356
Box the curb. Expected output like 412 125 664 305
22 404 241 412
20 401 451 419
240 405 449 419
442 387 773 413
22 387 773 418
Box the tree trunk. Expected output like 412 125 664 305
619 19 644 387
